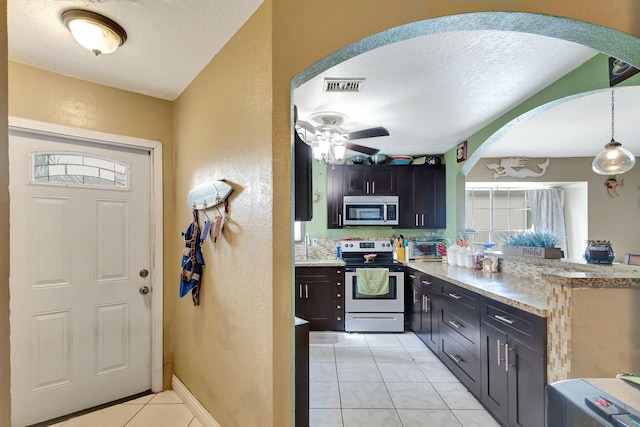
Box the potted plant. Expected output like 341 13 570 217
501 230 563 259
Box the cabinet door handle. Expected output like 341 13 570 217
299 285 303 299
337 316 342 321
421 280 432 286
366 182 370 194
497 339 502 367
505 343 510 372
448 293 462 300
336 282 341 286
421 214 424 226
372 181 375 194
495 314 514 325
336 305 342 310
447 320 461 329
424 295 430 312
413 289 417 304
337 293 341 298
448 353 463 364
338 213 342 227
415 213 419 227
305 284 309 299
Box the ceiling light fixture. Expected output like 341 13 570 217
592 90 636 175
62 9 127 56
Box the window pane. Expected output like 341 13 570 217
509 190 527 208
493 192 509 208
471 209 491 230
494 209 509 226
472 190 490 208
510 210 528 230
31 152 128 188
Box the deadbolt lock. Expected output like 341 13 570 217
139 269 149 278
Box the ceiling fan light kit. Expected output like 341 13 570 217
62 9 127 56
297 111 388 164
592 90 636 175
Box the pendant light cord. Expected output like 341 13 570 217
611 90 615 142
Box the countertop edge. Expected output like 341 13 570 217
406 262 549 317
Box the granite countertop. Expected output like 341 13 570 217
295 258 346 267
544 271 640 288
406 261 549 317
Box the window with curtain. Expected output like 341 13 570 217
465 188 534 248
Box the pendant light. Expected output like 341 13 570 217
62 9 127 56
592 90 636 175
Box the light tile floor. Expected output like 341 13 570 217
46 391 200 427
309 331 500 427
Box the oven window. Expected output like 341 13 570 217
351 274 397 299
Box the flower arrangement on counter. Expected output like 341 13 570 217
502 230 559 248
501 230 562 259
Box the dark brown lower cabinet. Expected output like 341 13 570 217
405 268 547 427
408 270 439 354
295 318 309 427
481 298 546 427
295 267 344 331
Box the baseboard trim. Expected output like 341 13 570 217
172 374 221 427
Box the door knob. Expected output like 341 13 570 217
139 285 150 295
139 269 149 278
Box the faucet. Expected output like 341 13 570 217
303 233 311 259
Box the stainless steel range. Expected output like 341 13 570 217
341 239 405 333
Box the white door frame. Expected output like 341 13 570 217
8 116 164 393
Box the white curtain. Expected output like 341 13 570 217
527 189 568 257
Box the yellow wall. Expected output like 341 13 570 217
1 4 10 425
3 1 640 426
171 4 279 427
7 62 176 388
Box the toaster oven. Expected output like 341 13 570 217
407 241 441 260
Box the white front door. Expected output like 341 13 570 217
9 129 152 427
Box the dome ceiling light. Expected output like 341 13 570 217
592 90 636 175
62 9 127 56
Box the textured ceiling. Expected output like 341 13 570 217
8 5 640 160
8 0 263 100
294 30 599 158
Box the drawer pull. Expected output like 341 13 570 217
337 293 342 298
409 274 417 279
337 316 342 321
447 320 462 329
337 305 342 310
421 280 432 286
337 282 341 286
448 293 462 300
448 353 463 364
495 314 514 325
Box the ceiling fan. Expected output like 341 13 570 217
295 112 389 162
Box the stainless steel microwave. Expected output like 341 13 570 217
343 195 399 226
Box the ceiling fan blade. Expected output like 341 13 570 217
345 142 380 156
345 126 389 140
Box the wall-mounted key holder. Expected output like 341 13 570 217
187 179 233 210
